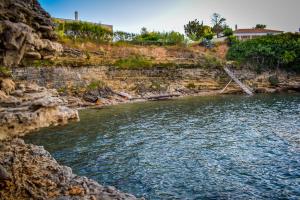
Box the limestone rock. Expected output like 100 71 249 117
0 82 79 140
0 165 11 181
0 79 15 95
0 139 142 200
0 91 8 100
83 87 114 103
25 51 42 59
0 0 61 66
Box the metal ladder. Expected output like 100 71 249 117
223 66 254 96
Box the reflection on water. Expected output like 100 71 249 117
25 94 300 199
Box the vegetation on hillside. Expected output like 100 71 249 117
113 28 186 46
54 19 113 43
227 33 300 70
54 12 231 47
114 56 153 69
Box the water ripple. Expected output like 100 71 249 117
25 94 300 200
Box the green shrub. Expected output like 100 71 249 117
116 28 186 46
0 66 12 77
87 80 106 90
186 82 196 89
203 55 223 68
114 56 153 69
227 33 300 70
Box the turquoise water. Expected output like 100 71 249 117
24 94 300 199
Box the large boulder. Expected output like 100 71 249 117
0 0 62 67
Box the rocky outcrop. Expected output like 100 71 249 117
0 79 79 140
0 0 62 66
0 139 141 200
11 66 300 99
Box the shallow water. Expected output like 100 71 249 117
25 94 300 199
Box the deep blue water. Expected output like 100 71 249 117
25 94 300 199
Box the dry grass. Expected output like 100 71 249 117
32 39 228 68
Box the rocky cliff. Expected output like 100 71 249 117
0 0 62 67
12 66 300 101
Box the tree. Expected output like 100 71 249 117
202 26 214 40
141 27 148 35
184 19 215 41
211 13 226 38
184 19 204 41
223 28 233 37
255 24 267 29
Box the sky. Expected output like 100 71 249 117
39 0 300 34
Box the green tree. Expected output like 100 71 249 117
223 28 233 37
255 24 267 29
184 20 215 41
184 19 204 41
141 27 148 35
211 13 226 38
202 26 214 40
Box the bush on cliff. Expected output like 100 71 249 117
227 33 300 71
114 28 186 46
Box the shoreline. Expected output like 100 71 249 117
75 88 299 111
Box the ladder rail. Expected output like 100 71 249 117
223 66 254 96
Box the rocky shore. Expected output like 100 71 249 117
0 78 145 200
0 79 79 140
0 139 142 200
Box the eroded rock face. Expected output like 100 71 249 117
0 79 79 140
0 139 141 200
0 0 62 66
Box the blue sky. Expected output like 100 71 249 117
39 0 300 33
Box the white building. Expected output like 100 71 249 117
234 28 283 40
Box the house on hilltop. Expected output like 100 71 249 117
234 27 283 40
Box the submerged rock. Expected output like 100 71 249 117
0 139 142 200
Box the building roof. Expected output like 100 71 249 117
234 28 283 34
